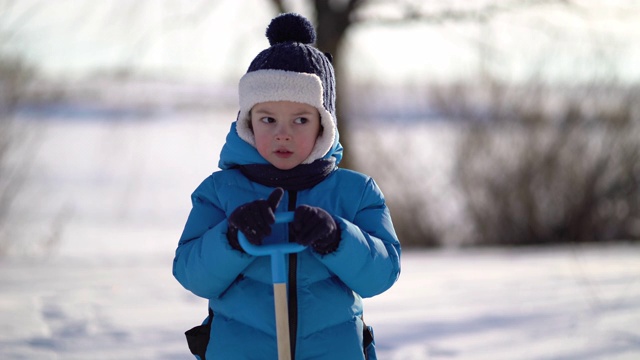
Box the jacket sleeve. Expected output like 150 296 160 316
314 177 401 298
172 178 254 299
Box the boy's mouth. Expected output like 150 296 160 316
274 148 293 158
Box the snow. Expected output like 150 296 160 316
2 107 640 359
371 247 640 360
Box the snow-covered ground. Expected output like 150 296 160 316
2 244 639 360
1 108 639 359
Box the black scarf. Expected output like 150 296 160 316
238 158 337 191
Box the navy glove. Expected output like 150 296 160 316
227 188 284 250
292 205 341 255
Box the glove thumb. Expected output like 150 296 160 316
267 187 284 212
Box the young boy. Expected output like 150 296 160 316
173 13 401 360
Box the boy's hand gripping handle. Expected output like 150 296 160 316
238 212 306 256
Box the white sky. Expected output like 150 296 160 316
2 0 639 85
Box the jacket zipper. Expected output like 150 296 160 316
287 190 298 359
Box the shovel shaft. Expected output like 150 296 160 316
274 283 291 360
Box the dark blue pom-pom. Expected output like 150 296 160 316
266 13 316 45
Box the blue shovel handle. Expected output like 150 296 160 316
238 212 306 284
238 212 306 256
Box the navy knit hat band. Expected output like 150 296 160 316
237 69 336 164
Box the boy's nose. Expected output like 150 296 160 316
275 133 291 141
275 125 292 141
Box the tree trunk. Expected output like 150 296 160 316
314 0 357 169
271 0 362 169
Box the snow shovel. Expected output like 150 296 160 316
238 211 306 360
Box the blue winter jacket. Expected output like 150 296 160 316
173 122 401 359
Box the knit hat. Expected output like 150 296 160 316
236 13 337 164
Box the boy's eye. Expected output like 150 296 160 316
260 117 275 124
294 117 308 124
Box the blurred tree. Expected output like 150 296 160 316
264 0 572 246
269 0 573 169
0 58 34 253
0 2 37 253
436 79 640 245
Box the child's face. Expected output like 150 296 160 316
250 101 321 170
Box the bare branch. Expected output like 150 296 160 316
359 0 576 25
348 0 368 14
271 0 287 14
